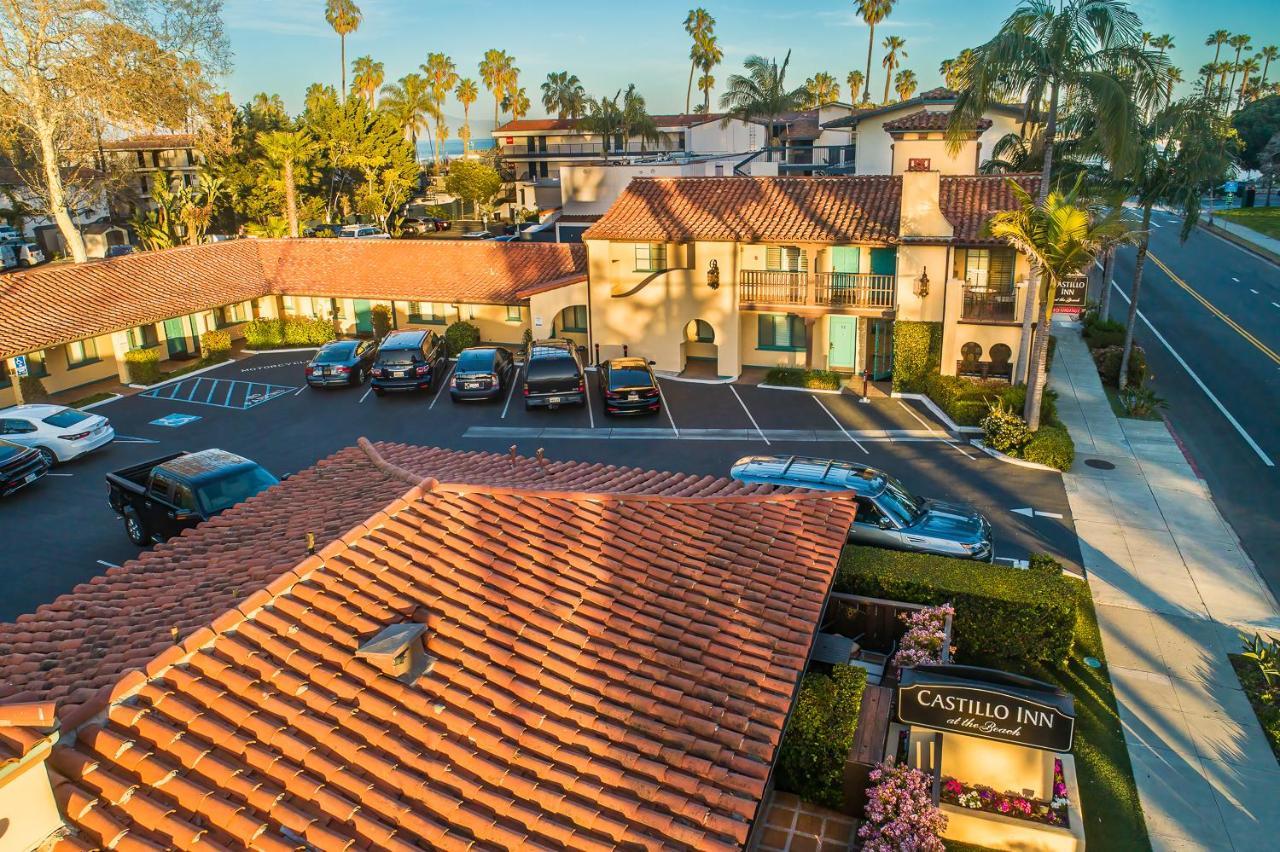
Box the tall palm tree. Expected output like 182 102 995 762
479 49 516 127
880 35 907 103
855 0 895 103
541 71 587 120
987 178 1136 428
1151 33 1174 55
1206 30 1230 65
1237 56 1261 108
422 53 459 165
620 84 660 151
380 73 437 160
1259 46 1279 90
260 129 316 238
351 56 384 106
803 72 841 108
502 87 530 122
455 78 478 152
1227 34 1252 109
1140 32 1153 49
683 8 716 113
583 92 624 153
894 68 918 101
697 73 716 112
719 52 809 160
1165 66 1183 105
847 70 865 101
324 0 362 102
698 33 724 113
1216 60 1232 105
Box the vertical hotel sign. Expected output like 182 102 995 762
897 666 1075 752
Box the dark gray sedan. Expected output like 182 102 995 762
304 339 378 388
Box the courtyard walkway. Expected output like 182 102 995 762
1049 320 1280 852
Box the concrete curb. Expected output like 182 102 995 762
968 439 1061 473
241 347 321 355
890 392 983 434
756 382 843 395
78 394 123 410
654 372 735 385
1199 220 1280 267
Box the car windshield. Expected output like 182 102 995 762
379 349 418 366
41 409 90 428
608 368 653 390
455 350 495 371
196 467 279 515
877 476 923 527
316 343 357 363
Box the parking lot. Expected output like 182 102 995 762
1 351 1081 619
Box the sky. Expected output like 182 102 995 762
223 0 1280 125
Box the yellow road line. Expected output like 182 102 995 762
1146 252 1280 367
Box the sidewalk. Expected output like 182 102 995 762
1049 320 1280 852
1206 215 1280 260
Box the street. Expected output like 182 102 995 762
1106 210 1280 597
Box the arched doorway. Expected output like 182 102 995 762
552 305 588 348
680 319 719 378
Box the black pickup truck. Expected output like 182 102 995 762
106 449 279 545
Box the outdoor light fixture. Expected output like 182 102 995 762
707 259 720 290
915 267 930 298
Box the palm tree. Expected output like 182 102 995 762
351 56 384 106
583 92 624 153
719 52 809 160
1165 67 1183 105
380 73 437 159
894 68 918 101
697 73 716 112
803 72 841 108
1227 34 1252 102
698 34 724 113
684 9 716 113
1236 57 1261 108
502 87 530 122
260 129 316 238
855 0 895 103
620 84 660 151
324 0 362 102
479 49 516 127
455 78 478 152
422 53 459 165
1216 60 1232 105
847 70 865 101
541 71 587 120
1206 30 1230 66
1259 46 1279 90
1151 33 1174 55
1140 31 1153 50
987 178 1136 428
880 35 907 103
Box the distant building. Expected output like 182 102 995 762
100 133 204 214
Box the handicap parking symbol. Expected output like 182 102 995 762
150 413 202 428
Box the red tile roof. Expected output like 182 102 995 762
3 443 855 852
939 174 1041 243
99 134 197 152
495 114 723 134
882 109 992 133
0 240 587 359
583 176 902 244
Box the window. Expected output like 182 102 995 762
128 325 160 349
693 320 714 343
757 314 807 350
962 248 1015 290
139 177 149 195
559 305 588 333
0 418 36 435
634 243 667 272
766 246 808 272
218 302 248 326
407 302 445 324
506 305 522 322
65 338 99 368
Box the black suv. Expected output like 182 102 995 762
597 357 661 415
370 330 447 395
522 339 586 410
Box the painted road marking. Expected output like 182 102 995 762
945 441 977 460
428 363 455 410
150 413 202 428
359 386 373 403
730 385 770 445
1232 277 1240 282
1110 280 1274 467
45 473 73 477
1011 507 1064 519
1251 289 1261 295
463 426 954 442
96 560 120 569
241 360 308 373
140 377 296 410
812 397 870 455
111 436 160 444
655 381 679 437
500 370 520 419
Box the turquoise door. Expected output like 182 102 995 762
828 316 857 370
870 247 897 276
163 318 188 358
868 319 893 380
831 247 861 297
354 300 373 334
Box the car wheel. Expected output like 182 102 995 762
124 510 148 546
36 446 56 467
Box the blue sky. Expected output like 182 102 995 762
225 0 1280 123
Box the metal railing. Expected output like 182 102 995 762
960 284 1017 322
740 270 895 309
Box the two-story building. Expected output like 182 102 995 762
100 133 204 215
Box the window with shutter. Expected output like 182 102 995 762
766 246 807 272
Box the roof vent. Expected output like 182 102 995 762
355 623 435 683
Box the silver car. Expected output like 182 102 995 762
729 455 994 561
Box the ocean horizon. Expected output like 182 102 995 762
417 138 496 159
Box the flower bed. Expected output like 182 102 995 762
940 758 1070 829
858 759 948 851
892 603 954 669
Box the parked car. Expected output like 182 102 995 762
338 225 391 239
460 231 495 240
305 339 378 388
490 235 518 243
523 339 587 410
0 404 114 466
0 439 50 497
107 449 279 545
104 244 134 258
369 329 447 395
0 244 16 271
729 455 994 561
303 224 343 238
6 242 45 267
597 357 661 415
0 225 19 242
401 216 452 234
430 217 452 231
450 346 516 402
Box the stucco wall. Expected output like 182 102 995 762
856 104 1024 176
687 118 761 154
896 244 950 322
0 757 63 852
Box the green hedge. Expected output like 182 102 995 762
1023 425 1075 470
200 329 232 361
243 317 336 349
835 547 1078 666
892 320 943 392
1082 316 1126 350
444 320 481 356
124 347 162 385
919 373 1007 426
765 366 843 391
775 664 867 808
1092 344 1147 388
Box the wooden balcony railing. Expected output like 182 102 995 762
740 270 808 305
739 270 895 309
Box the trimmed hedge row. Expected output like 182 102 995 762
765 366 843 391
774 664 867 808
243 317 336 349
1023 424 1075 470
918 373 1007 426
835 546 1078 666
200 329 232 360
124 348 162 385
891 321 943 392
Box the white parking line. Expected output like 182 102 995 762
945 441 977 460
96 560 120 569
897 400 933 430
729 385 770 445
45 473 73 477
294 386 306 396
655 381 679 437
1250 288 1260 295
813 397 869 454
500 369 521 419
359 386 373 403
584 382 595 429
1232 276 1240 282
428 363 455 410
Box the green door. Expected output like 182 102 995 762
870 247 897 276
354 300 373 334
831 247 861 297
868 319 893 380
163 318 188 358
828 316 857 370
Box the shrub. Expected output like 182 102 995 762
1117 384 1165 418
1082 316 1126 350
1029 553 1064 576
281 317 336 346
123 348 162 385
858 760 948 852
892 604 955 669
775 665 867 808
1022 425 1076 471
444 320 481 356
371 304 393 340
891 321 943 391
1092 344 1147 387
918 373 1006 426
765 366 843 391
244 318 285 348
18 374 51 403
200 329 232 363
998 384 1059 427
981 402 1032 454
836 546 1078 665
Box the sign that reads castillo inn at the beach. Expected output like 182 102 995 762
897 665 1076 753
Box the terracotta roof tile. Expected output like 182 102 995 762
583 176 902 244
938 174 1041 244
100 133 197 152
882 109 992 133
495 114 724 133
3 443 852 851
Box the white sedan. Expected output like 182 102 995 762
337 225 391 239
0 404 114 465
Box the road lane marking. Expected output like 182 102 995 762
96 560 120 569
1251 289 1260 295
584 382 595 429
1148 252 1280 367
655 381 679 437
111 436 159 444
945 441 977 460
1110 279 1274 467
500 371 520 419
729 385 770 445
359 386 372 403
428 363 455 410
897 400 935 430
1011 507 1064 519
813 397 869 454
1232 277 1240 282
294 386 305 396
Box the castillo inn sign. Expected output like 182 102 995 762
898 665 1076 753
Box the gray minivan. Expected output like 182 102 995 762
730 455 994 561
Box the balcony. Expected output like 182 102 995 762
740 270 895 310
960 282 1018 323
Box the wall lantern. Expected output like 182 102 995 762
914 267 930 298
707 259 720 290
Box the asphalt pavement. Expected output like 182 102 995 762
1106 209 1280 596
0 352 1079 620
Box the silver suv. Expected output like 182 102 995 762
729 455 994 561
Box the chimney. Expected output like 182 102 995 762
0 702 64 852
898 170 953 241
355 624 435 683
